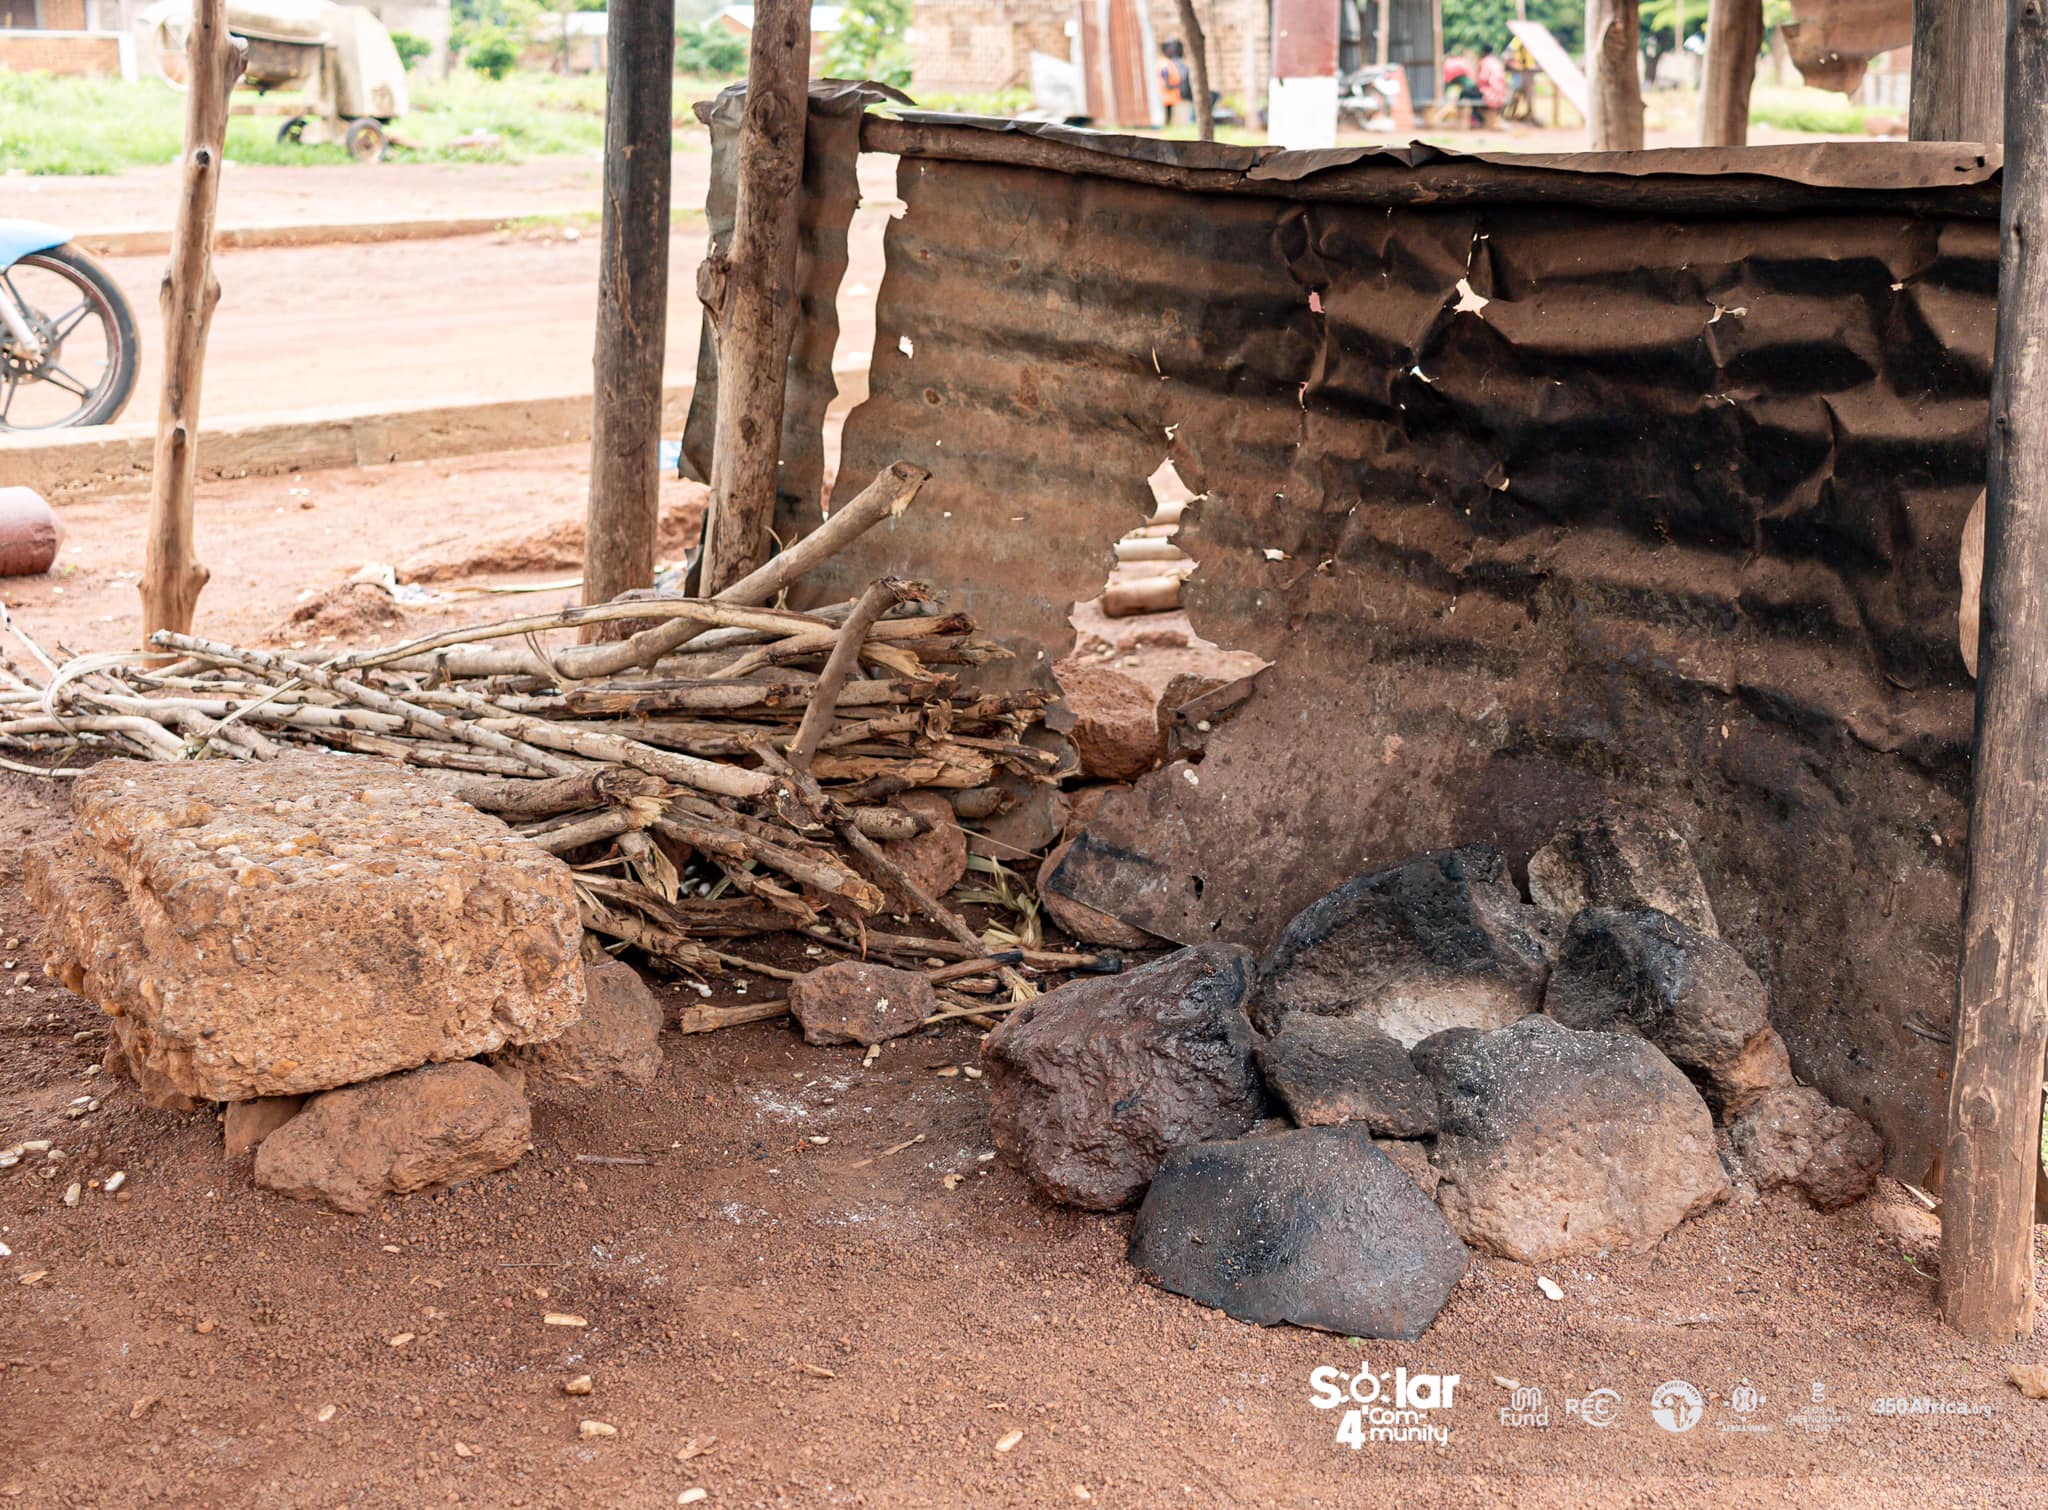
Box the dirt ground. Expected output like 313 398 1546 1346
2 449 2047 1506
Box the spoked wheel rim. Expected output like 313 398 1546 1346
0 253 123 431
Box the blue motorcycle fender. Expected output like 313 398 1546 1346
0 220 71 269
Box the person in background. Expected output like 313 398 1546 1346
1158 39 1192 125
1476 43 1508 126
1443 50 1482 126
1503 35 1536 122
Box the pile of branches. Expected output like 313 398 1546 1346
0 464 1091 1026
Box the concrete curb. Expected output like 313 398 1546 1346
0 386 687 500
73 215 525 259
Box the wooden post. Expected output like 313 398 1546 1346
139 0 244 647
1697 0 1761 146
1940 0 2048 1343
581 0 676 627
1585 0 1645 149
1374 0 1390 66
1912 0 2006 143
698 0 811 594
1175 0 1215 141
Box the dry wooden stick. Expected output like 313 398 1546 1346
789 577 924 769
675 998 789 1034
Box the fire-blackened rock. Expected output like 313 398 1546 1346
1544 908 1792 1118
1729 1085 1885 1211
1527 809 1720 936
1254 1015 1439 1137
253 1061 532 1214
983 944 1263 1210
1127 1125 1468 1339
1414 1015 1729 1262
1252 844 1553 1045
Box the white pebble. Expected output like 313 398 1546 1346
1536 1275 1564 1301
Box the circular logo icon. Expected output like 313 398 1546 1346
1650 1379 1705 1434
1730 1384 1761 1415
1577 1388 1622 1428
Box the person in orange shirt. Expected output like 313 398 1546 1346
1158 40 1192 125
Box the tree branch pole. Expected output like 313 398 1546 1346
1912 0 2007 143
581 0 676 633
1173 0 1214 141
1940 0 2048 1342
1585 0 1645 150
139 0 244 648
699 0 811 593
1697 0 1761 147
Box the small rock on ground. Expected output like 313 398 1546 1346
1057 666 1164 781
788 961 936 1047
1254 1015 1439 1136
1037 835 1158 950
880 791 969 907
1128 1124 1469 1340
1544 907 1792 1118
497 957 663 1089
1252 844 1554 1044
1527 809 1720 936
253 1062 532 1214
983 944 1264 1210
1414 1014 1729 1262
1728 1085 1885 1211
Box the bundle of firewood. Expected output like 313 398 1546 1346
0 464 1084 1013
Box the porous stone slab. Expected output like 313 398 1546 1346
1544 907 1793 1118
1414 1015 1730 1262
1527 810 1720 936
26 752 585 1103
1128 1125 1469 1339
1252 844 1554 1044
983 944 1263 1210
1057 666 1164 781
1729 1086 1885 1211
253 1061 532 1214
498 958 663 1088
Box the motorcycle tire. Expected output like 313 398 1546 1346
0 242 141 430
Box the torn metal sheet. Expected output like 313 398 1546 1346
779 123 1995 1183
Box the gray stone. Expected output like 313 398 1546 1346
1414 1015 1730 1262
983 944 1263 1210
1544 908 1793 1118
1527 810 1720 936
1252 844 1554 1045
1127 1125 1469 1340
1254 1016 1439 1136
1729 1086 1885 1211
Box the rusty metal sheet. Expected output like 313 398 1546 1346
772 129 1996 1185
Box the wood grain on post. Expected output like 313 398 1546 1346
1940 0 2047 1342
139 0 244 647
699 0 811 593
581 0 676 634
1173 0 1214 142
1697 0 1762 147
1912 0 2007 143
1585 0 1645 150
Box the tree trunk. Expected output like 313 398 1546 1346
140 0 244 647
1940 0 2048 1343
1912 0 2006 143
1585 0 1645 150
581 0 676 632
1174 0 1214 142
1697 0 1761 146
699 0 811 594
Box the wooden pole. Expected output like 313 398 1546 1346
1585 0 1645 149
1374 0 1390 67
1940 0 2048 1343
581 0 676 629
1912 0 2006 143
1175 0 1215 141
698 0 811 594
139 0 244 647
1697 0 1761 146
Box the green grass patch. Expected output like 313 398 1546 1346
0 69 728 175
1747 84 1868 136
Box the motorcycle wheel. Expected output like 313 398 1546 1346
0 243 140 431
